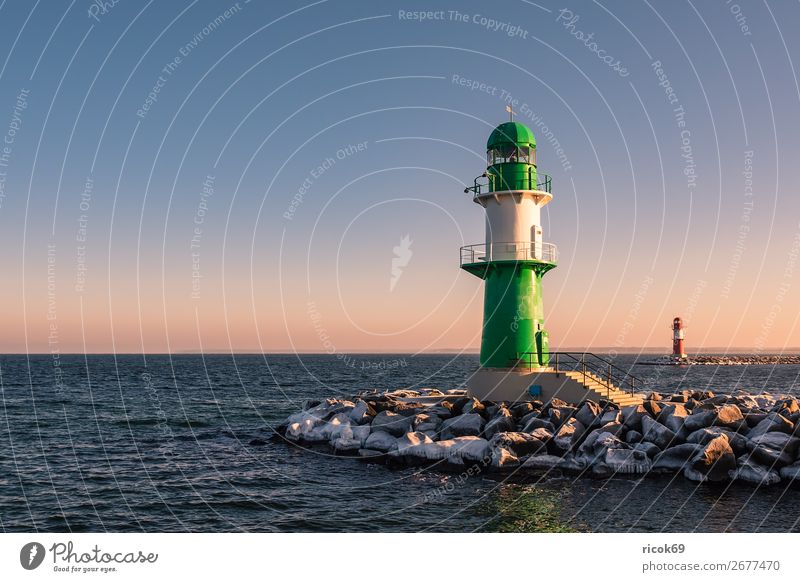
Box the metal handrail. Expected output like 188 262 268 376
537 173 552 193
464 170 552 196
460 241 558 265
514 351 643 397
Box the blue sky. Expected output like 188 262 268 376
0 0 798 352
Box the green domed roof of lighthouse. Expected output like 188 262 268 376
487 121 536 150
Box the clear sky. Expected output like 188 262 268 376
1 0 798 354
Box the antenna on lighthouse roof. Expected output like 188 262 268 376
505 104 516 122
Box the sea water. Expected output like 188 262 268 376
1 353 799 532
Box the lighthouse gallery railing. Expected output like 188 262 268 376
460 241 558 265
464 170 552 196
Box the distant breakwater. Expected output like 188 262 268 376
642 355 800 366
276 388 800 487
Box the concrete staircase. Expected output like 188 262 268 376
562 370 643 407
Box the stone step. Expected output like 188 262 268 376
562 371 643 406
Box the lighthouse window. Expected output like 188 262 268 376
501 145 517 162
490 146 520 164
489 146 536 165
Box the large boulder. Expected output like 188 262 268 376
578 431 628 466
686 427 748 456
427 405 453 419
371 410 413 436
352 424 371 444
462 398 487 417
744 412 769 428
658 403 689 420
642 400 662 418
548 405 577 428
363 431 398 452
451 396 486 416
412 413 442 433
731 394 760 412
447 436 492 463
569 420 589 447
729 456 781 486
779 461 800 481
490 446 519 469
322 413 354 440
510 401 535 419
641 416 678 449
683 410 715 433
593 421 625 437
286 398 352 426
712 404 745 430
449 396 472 416
399 436 491 466
774 398 800 416
484 408 516 439
394 431 434 453
662 405 690 434
556 454 587 472
576 400 603 428
633 441 662 459
331 435 364 453
521 417 555 434
348 400 375 424
520 454 563 471
383 389 420 399
652 443 703 472
285 419 328 443
599 409 622 426
621 404 649 432
604 447 652 474
552 421 577 455
440 413 485 438
744 436 796 468
749 432 800 457
754 394 777 409
625 430 643 444
396 402 431 417
748 413 794 439
690 434 736 481
669 390 691 403
528 427 554 442
699 395 734 408
575 430 602 457
489 432 547 457
518 409 541 427
683 467 708 482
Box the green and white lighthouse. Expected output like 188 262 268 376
461 119 557 371
461 116 643 406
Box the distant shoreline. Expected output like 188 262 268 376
4 349 800 356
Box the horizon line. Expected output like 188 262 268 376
6 347 800 356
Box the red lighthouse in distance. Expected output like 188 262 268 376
672 317 687 360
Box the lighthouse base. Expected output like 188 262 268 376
467 367 643 407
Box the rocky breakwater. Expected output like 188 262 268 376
645 354 800 366
276 388 800 486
